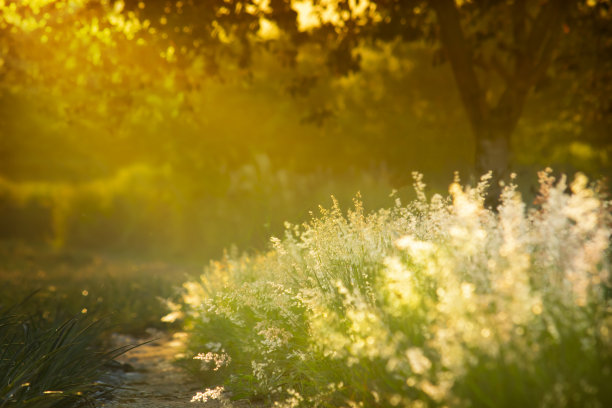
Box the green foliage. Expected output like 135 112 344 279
1 0 610 194
0 295 125 407
180 171 612 407
0 242 185 335
0 162 398 262
0 223 204 407
0 243 186 406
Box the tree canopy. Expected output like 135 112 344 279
1 0 610 194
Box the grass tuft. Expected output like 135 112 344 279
0 294 127 407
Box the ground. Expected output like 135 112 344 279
100 330 260 407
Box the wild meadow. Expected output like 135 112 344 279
179 171 612 407
2 1 612 407
0 165 397 407
2 168 610 407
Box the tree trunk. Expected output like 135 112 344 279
431 0 574 208
474 124 512 209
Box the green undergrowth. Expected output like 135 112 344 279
0 296 130 407
0 162 399 263
0 244 188 335
179 171 612 407
0 245 188 407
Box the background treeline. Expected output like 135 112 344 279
0 161 398 261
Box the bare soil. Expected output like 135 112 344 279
98 330 258 407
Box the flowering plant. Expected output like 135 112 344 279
182 170 612 407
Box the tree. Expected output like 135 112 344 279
277 0 607 202
1 0 610 198
430 0 574 201
143 0 605 202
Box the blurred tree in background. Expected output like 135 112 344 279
0 0 610 259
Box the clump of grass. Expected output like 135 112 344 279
0 295 128 407
180 170 612 407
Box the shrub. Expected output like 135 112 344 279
180 170 612 407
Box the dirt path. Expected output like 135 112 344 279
99 330 256 407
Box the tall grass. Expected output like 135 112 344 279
180 170 612 407
0 295 129 407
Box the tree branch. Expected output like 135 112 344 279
430 0 488 135
496 1 575 131
516 1 573 83
512 0 527 53
491 55 513 85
